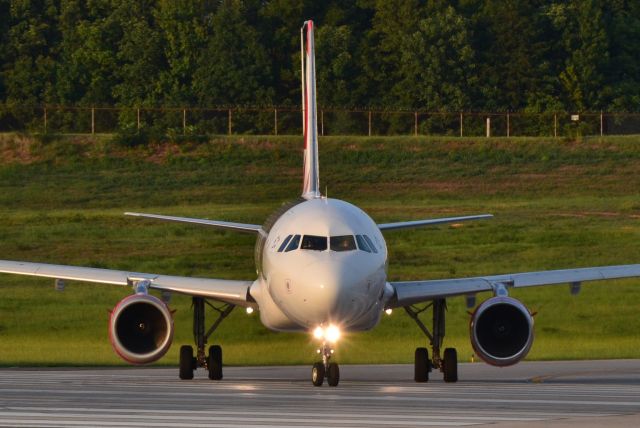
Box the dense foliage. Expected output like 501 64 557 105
1 0 639 112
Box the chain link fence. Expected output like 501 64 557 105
1 104 639 138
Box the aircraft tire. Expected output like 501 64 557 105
414 347 429 382
443 348 458 383
312 362 325 386
208 345 223 380
179 345 194 380
327 363 340 387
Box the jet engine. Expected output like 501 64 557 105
108 293 174 364
470 296 534 367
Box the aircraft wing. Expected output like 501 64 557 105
0 259 254 306
378 214 493 231
125 212 263 235
387 264 640 308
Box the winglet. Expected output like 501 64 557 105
301 20 321 199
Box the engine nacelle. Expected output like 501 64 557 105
470 296 534 367
109 293 174 364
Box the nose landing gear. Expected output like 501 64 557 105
312 342 340 387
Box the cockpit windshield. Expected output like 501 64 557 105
301 235 327 251
363 234 378 254
355 235 371 253
330 235 357 252
284 235 300 252
278 235 293 252
277 233 377 253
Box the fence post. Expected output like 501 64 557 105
368 111 372 136
274 108 278 135
600 111 603 137
486 117 491 138
506 112 510 137
91 107 95 134
137 108 140 130
414 111 418 136
459 112 463 137
183 108 186 134
44 107 47 133
554 113 557 138
228 109 232 135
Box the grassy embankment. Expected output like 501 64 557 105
1 132 640 366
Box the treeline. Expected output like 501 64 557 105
1 0 639 113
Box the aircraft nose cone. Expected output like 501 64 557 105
296 259 369 326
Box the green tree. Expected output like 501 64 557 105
0 0 10 101
193 0 273 106
258 0 328 105
552 0 609 111
153 0 212 106
603 0 640 111
366 0 425 108
396 1 476 111
112 1 163 107
3 0 60 106
315 24 357 107
470 0 551 111
55 1 121 106
2 0 640 125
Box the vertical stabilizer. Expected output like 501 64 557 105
301 20 321 199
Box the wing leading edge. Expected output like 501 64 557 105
125 212 263 235
0 259 254 306
388 264 640 308
378 214 493 231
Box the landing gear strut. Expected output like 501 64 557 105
179 297 234 380
405 298 458 383
312 342 339 387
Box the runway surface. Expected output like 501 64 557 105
2 360 640 427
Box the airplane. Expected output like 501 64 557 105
2 20 640 387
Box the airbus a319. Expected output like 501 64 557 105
2 21 640 387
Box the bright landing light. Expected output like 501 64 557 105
313 326 324 339
312 325 341 342
325 325 341 342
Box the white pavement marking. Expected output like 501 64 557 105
1 363 640 428
0 408 546 423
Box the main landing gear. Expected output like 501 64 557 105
312 342 340 387
179 297 234 380
405 298 458 383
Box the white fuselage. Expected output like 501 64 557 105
249 198 390 333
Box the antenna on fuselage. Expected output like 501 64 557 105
301 20 321 200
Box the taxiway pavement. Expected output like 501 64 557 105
1 360 640 427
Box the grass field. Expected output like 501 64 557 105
1 132 640 366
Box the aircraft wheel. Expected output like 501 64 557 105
414 347 429 382
327 363 340 387
311 362 325 387
179 345 194 380
443 348 458 383
208 345 223 380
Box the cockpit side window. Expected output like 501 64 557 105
330 235 356 252
363 235 378 254
355 235 372 253
278 235 293 252
301 235 327 251
284 234 301 252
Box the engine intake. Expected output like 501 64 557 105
470 296 533 367
109 293 174 364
